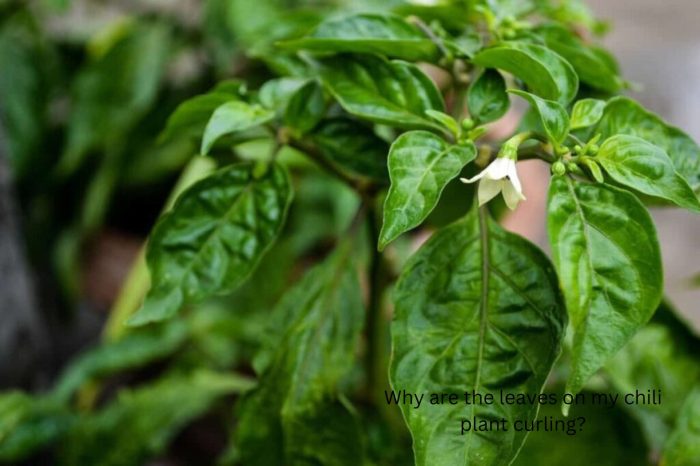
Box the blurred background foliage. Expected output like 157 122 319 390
0 0 698 465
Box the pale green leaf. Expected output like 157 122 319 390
509 89 569 144
201 101 275 154
570 98 606 130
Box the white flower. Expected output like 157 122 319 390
460 157 526 210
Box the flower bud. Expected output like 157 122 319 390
552 161 567 176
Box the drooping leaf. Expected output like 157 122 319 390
467 69 509 125
570 98 605 129
473 41 579 105
283 80 326 134
597 135 700 211
662 388 700 466
310 118 389 181
159 82 244 143
513 392 650 466
236 243 365 465
282 13 438 61
58 371 254 466
596 96 700 192
547 177 663 396
379 131 476 250
391 209 567 466
129 163 292 326
318 54 445 131
201 101 275 154
509 89 569 144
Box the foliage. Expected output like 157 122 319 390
1 0 699 465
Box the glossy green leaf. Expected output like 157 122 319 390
513 393 650 466
258 77 306 110
318 54 445 131
425 110 460 138
473 41 579 105
310 118 389 181
597 135 700 211
379 131 475 250
159 84 243 143
201 101 275 154
570 98 605 130
283 80 326 134
662 388 700 466
58 371 254 466
282 13 438 61
547 177 663 396
509 89 569 144
237 243 365 465
596 96 700 192
391 209 567 466
129 163 292 326
534 25 622 93
467 69 509 125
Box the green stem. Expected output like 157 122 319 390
365 201 385 398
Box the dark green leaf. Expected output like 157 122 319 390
597 135 700 211
310 118 389 181
129 163 292 326
509 89 569 144
662 388 700 466
379 131 475 249
596 96 700 192
282 13 438 61
467 69 509 125
570 98 605 130
391 209 567 466
201 101 275 154
283 80 326 134
318 54 445 131
58 371 254 466
547 177 663 396
534 25 622 93
237 243 365 465
473 41 579 105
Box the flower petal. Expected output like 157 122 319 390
460 170 487 184
484 157 512 180
478 178 503 206
507 161 525 196
502 179 525 210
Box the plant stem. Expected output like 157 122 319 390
365 200 386 400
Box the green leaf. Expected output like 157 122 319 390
283 80 326 134
58 22 171 175
391 209 567 466
0 393 74 463
282 13 438 61
318 54 445 131
509 89 569 144
596 96 700 192
547 177 663 396
534 25 622 93
201 101 275 154
467 69 509 125
129 163 292 326
513 392 650 466
379 131 475 249
258 77 306 110
52 322 189 402
310 118 389 181
662 388 700 466
236 243 365 465
597 135 700 211
159 84 243 143
570 98 605 130
58 371 254 466
473 41 579 105
425 110 461 138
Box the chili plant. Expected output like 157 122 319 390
2 0 700 465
